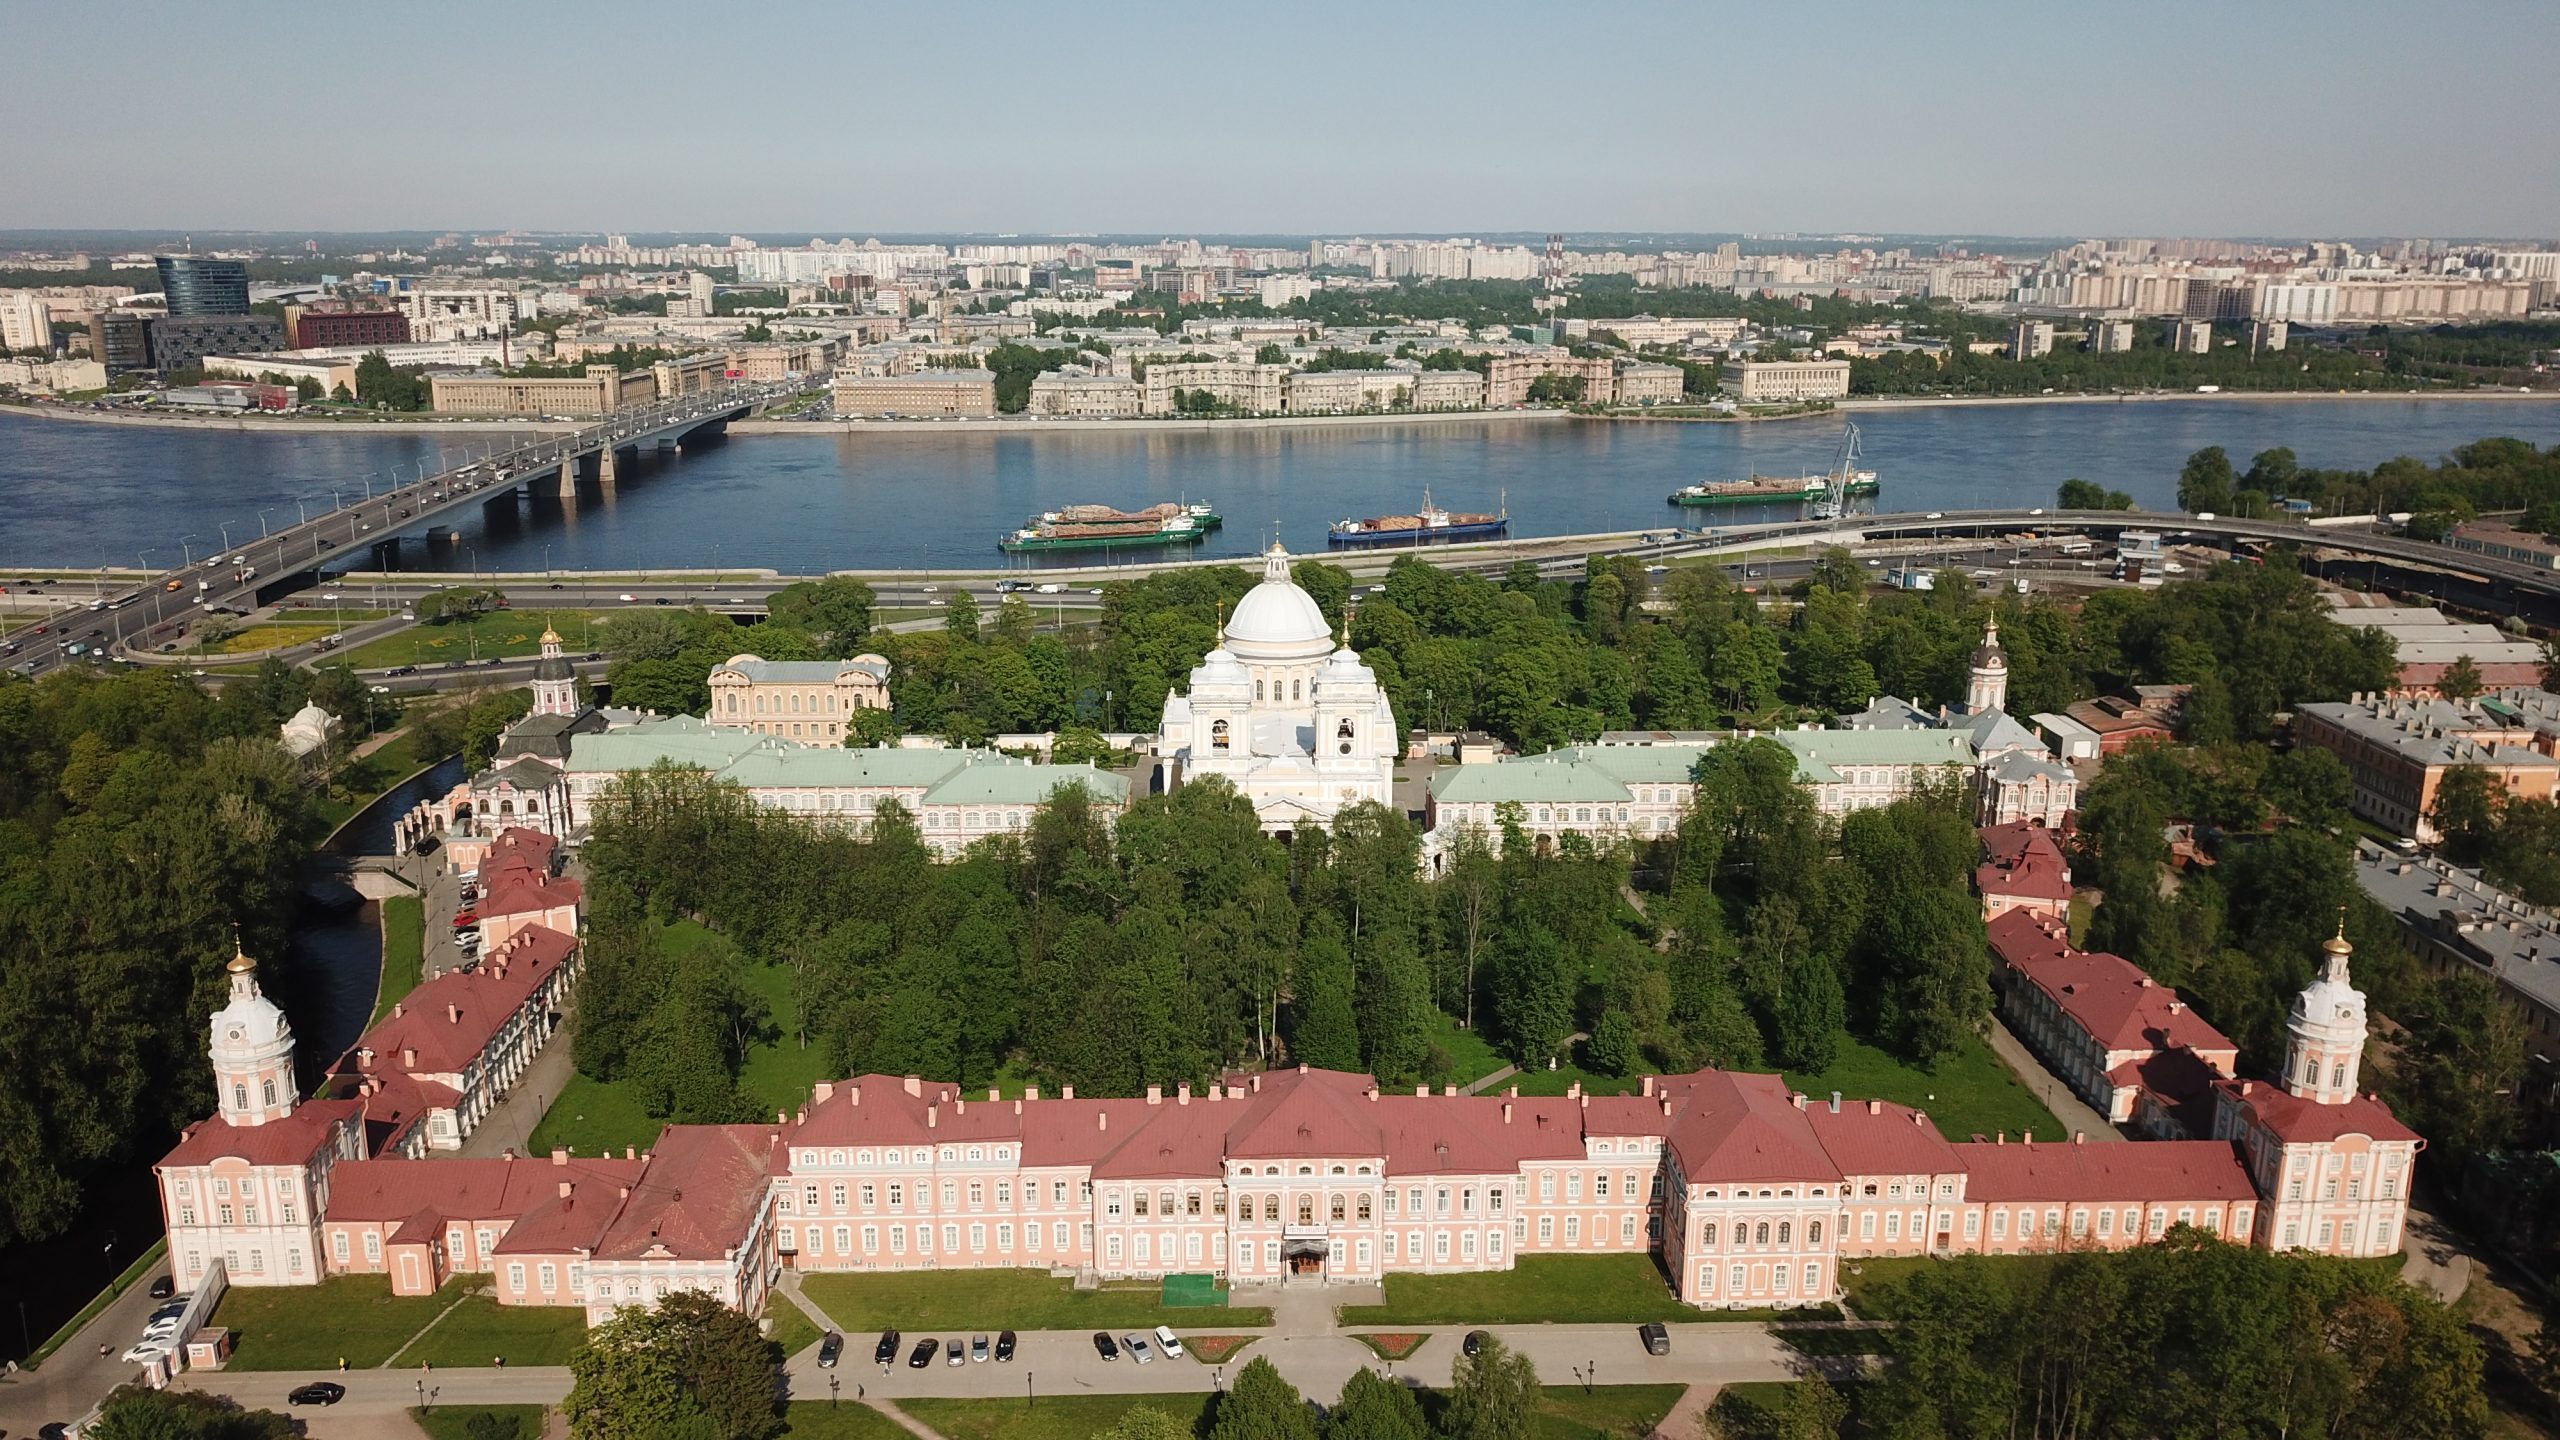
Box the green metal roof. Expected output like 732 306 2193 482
1430 756 1634 804
922 760 1130 806
1773 729 1974 784
1551 743 1719 785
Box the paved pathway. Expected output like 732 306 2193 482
1984 1016 2118 1141
0 1262 175 1438
2398 1203 2475 1304
456 1036 579 1160
1649 1383 1718 1440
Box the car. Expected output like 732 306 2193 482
1087 588 1103 595
817 1330 843 1368
654 597 673 605
945 1338 965 1366
1152 1325 1185 1359
1926 511 1945 520
1093 1331 1119 1360
148 1301 188 1324
452 911 478 927
1865 558 1882 567
549 581 565 590
920 584 939 592
390 665 418 676
874 1329 901 1365
618 593 639 602
39 1422 72 1440
120 1340 169 1364
1639 1321 1670 1356
149 1274 176 1300
164 579 183 592
908 1337 938 1368
1463 1330 1489 1357
1126 1333 1153 1363
288 1382 346 1406
995 1330 1016 1362
971 1333 990 1362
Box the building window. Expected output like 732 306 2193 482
1700 1222 1717 1248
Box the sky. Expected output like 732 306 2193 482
6 0 2557 240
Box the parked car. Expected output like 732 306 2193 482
287 1382 346 1406
944 1338 964 1366
907 1337 938 1368
1463 1330 1489 1357
874 1329 901 1365
1125 1334 1153 1364
971 1333 989 1363
817 1330 843 1367
1639 1321 1670 1356
1152 1326 1185 1360
995 1330 1016 1362
1093 1331 1119 1361
148 1275 176 1300
120 1340 168 1364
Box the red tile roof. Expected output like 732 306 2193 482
1375 1096 1586 1174
1977 822 2074 903
327 1155 644 1227
2214 1079 2422 1145
1223 1069 1388 1160
1806 1098 1966 1174
1989 911 2237 1058
1953 1138 2254 1203
479 872 582 919
483 827 558 875
593 1125 781 1262
340 925 573 1080
1657 1071 1839 1185
159 1100 362 1169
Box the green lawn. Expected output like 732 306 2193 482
202 621 343 655
901 1394 1210 1440
779 1402 919 1439
1781 1032 2063 1143
1838 1252 2062 1319
1508 1062 1644 1099
316 725 445 835
1427 1010 1511 1087
335 608 613 670
413 1405 548 1440
526 1067 668 1158
1530 1384 1689 1440
1342 1255 1715 1327
768 1298 827 1361
799 1270 1271 1334
738 953 833 1117
375 896 424 1026
209 1275 467 1370
399 1291 589 1368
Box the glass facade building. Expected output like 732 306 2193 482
155 256 252 317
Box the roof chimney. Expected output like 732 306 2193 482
1866 1099 1880 1115
1097 1111 1108 1131
1792 1093 1806 1110
1014 1099 1023 1115
813 1082 835 1104
956 1098 966 1114
1502 1103 1513 1124
989 1088 1001 1102
2023 1129 2034 1145
903 1075 922 1097
1298 1063 1309 1075
1416 1085 1430 1098
401 1046 417 1068
392 1002 404 1019
625 1145 636 1160
927 1107 938 1129
2073 1131 2085 1145
551 1148 568 1165
1996 1132 2006 1145
1443 1085 1458 1098
1146 1085 1162 1105
1249 1075 1262 1093
558 1180 573 1199
1567 1083 1582 1099
1829 1091 1842 1114
1661 1098 1673 1117
1062 1085 1075 1100
1026 1085 1040 1101
1641 1076 1656 1097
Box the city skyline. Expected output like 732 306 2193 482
11 0 2559 237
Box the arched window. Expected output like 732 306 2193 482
1255 680 1264 701
1292 679 1302 701
1263 1196 1279 1221
261 1079 276 1106
1755 1222 1770 1245
233 1083 248 1111
1777 1221 1791 1246
1808 1220 1823 1246
1297 1195 1315 1225
1212 720 1230 751
1356 1195 1372 1221
1330 1195 1346 1222
2330 1061 2346 1089
1336 718 1354 756
1700 1222 1717 1247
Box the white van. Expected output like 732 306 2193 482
1151 1326 1184 1359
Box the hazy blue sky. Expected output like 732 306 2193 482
9 0 2556 238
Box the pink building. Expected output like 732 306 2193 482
1991 910 2240 1136
329 925 578 1154
1977 821 2074 923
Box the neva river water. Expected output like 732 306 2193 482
5 398 2560 573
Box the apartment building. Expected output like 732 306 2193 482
1613 362 1687 406
2292 690 2560 841
1142 360 1289 415
1284 369 1417 413
430 365 649 418
1027 373 1141 417
1483 352 1617 407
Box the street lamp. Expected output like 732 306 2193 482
218 521 234 554
296 497 311 526
179 534 199 566
258 509 274 538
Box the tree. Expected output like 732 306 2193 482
2178 445 2236 513
1099 1408 1199 1440
1326 1368 1429 1440
2429 765 2502 865
87 1386 297 1439
2436 653 2485 701
2056 477 2134 510
1441 1333 1540 1440
1208 1356 1317 1440
564 1291 782 1440
765 576 876 657
944 589 981 639
1584 1009 1641 1076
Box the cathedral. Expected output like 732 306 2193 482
1155 544 1400 832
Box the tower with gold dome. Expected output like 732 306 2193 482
2210 917 2423 1258
529 622 578 718
1155 543 1398 831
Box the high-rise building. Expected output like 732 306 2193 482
90 310 155 373
154 256 251 317
0 292 54 352
2010 321 2054 361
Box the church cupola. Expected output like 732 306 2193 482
529 624 578 717
209 936 298 1127
2282 916 2369 1105
1965 617 2009 716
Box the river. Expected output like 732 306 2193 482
6 398 2560 574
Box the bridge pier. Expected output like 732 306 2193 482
555 458 576 498
596 446 619 485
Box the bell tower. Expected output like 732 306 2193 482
209 938 298 1127
1965 617 2009 715
2282 917 2369 1105
529 624 578 717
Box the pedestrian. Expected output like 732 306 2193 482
338 1355 347 1372
857 1384 865 1401
495 1354 505 1368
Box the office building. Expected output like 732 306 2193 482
831 369 998 418
147 315 289 373
2167 320 2213 354
430 365 644 418
291 308 410 349
2011 321 2055 361
2090 320 2136 353
90 310 154 373
155 256 251 316
1718 358 1853 403
1026 373 1141 418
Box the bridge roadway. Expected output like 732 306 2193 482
11 383 791 679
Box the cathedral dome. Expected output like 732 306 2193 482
1224 544 1334 660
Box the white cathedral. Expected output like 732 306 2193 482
1155 543 1400 832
